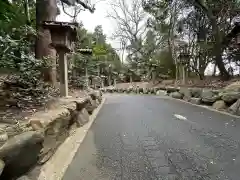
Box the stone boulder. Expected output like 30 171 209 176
0 159 4 176
78 108 90 126
16 176 30 180
179 87 192 101
162 79 175 85
201 89 220 104
156 90 167 96
90 90 102 102
68 107 90 128
85 97 97 114
0 131 44 179
127 87 133 93
190 88 202 98
101 88 105 93
117 88 121 93
170 92 183 99
224 81 240 92
0 126 8 147
212 100 227 110
135 88 139 94
190 98 201 105
143 88 149 94
228 99 240 115
221 92 240 104
96 99 100 106
158 85 167 91
106 88 112 93
154 87 161 92
149 88 155 94
139 87 144 93
166 86 179 94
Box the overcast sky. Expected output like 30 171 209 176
56 1 238 75
57 0 118 48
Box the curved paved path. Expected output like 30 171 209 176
63 94 240 180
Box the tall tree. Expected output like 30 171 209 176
35 0 95 85
185 0 239 79
143 0 184 80
107 0 147 62
35 0 59 85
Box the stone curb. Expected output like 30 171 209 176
37 97 106 180
158 96 240 119
103 87 240 118
0 90 103 179
29 97 87 131
100 86 240 118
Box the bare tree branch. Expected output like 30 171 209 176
60 0 95 13
75 0 95 13
107 0 147 60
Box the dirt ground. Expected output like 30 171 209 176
0 87 88 125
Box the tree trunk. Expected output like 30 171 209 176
211 23 230 80
198 56 207 80
198 68 205 80
214 46 230 79
168 1 178 85
191 1 229 80
36 0 59 85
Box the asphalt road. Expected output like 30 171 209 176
63 94 240 180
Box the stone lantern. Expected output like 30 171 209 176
107 64 113 86
77 48 93 88
95 62 101 77
178 44 190 85
100 75 106 88
128 69 134 83
150 63 158 84
112 71 118 87
42 21 78 97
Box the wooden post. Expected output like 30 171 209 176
59 51 68 97
108 75 111 86
152 70 156 84
85 67 89 87
130 75 133 83
98 65 100 77
101 78 104 88
182 65 186 85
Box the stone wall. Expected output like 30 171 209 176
101 83 240 116
0 90 102 180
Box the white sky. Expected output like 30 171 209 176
57 1 239 75
57 0 118 49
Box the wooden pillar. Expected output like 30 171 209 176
59 51 68 97
182 65 186 85
152 71 156 84
97 65 100 77
108 75 111 86
85 67 89 87
101 78 104 88
130 75 133 83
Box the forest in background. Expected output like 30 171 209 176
0 0 240 101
